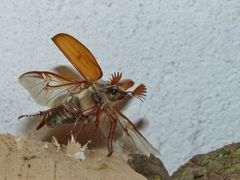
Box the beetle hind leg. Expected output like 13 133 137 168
18 112 42 120
18 106 60 130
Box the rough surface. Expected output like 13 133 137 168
172 142 240 180
1 0 240 174
0 134 146 180
128 154 170 180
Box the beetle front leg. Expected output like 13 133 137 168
105 107 118 157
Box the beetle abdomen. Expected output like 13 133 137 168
45 105 76 128
45 93 93 128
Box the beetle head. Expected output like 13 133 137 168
109 72 147 101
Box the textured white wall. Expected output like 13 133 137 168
0 0 240 174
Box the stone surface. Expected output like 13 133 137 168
172 142 240 179
128 154 170 180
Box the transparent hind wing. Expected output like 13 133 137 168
114 109 160 156
19 71 88 107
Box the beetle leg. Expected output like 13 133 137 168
18 106 61 130
74 120 87 139
67 105 99 140
18 105 61 120
74 105 100 139
63 103 80 114
18 113 41 120
18 110 48 120
90 107 102 142
70 117 82 137
105 107 118 157
36 114 47 130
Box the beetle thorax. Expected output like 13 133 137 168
91 81 128 106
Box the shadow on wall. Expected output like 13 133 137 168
20 115 149 152
53 65 83 80
21 116 108 150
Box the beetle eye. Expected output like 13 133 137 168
111 88 118 95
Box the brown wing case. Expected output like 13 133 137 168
52 33 103 82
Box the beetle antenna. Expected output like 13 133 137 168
109 72 122 85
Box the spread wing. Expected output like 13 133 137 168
114 110 160 156
19 71 88 107
52 33 103 82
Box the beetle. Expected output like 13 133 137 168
19 33 159 156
